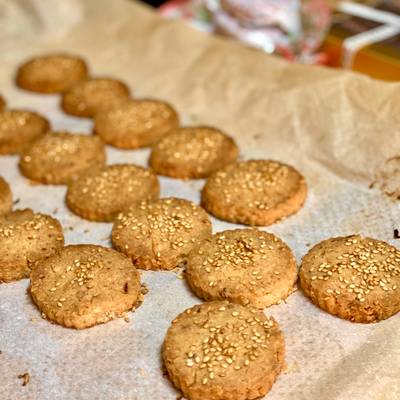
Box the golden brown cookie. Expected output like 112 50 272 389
112 197 212 270
202 160 307 226
0 95 5 112
149 126 239 179
30 244 142 329
0 209 64 283
61 78 131 118
0 176 12 215
163 301 285 400
0 110 50 154
93 99 179 149
19 132 106 185
16 54 88 94
66 164 160 222
186 229 297 308
299 235 400 323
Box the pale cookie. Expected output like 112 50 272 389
16 54 88 93
186 229 297 308
202 159 307 226
19 132 106 184
66 164 160 222
61 78 131 117
0 209 64 283
112 197 212 270
0 110 50 154
0 176 12 215
163 301 285 400
149 126 239 179
93 99 179 148
299 235 400 323
30 244 142 329
0 95 5 112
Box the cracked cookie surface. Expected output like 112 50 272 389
112 197 211 270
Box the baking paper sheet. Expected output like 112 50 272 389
0 1 400 399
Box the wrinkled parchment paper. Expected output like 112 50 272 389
1 1 400 399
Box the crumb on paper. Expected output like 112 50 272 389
101 235 109 241
139 368 148 378
13 198 20 205
84 229 89 233
285 361 300 374
252 133 262 140
68 226 74 231
53 208 58 214
17 372 30 387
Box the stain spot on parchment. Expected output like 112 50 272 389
371 156 400 200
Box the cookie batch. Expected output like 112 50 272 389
0 52 398 400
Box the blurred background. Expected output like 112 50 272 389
140 0 400 81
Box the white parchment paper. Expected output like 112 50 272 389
0 1 400 399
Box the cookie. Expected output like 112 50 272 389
0 110 50 154
66 164 160 222
202 160 307 226
0 209 64 283
299 235 400 323
0 176 12 215
16 54 88 94
0 95 5 112
19 132 106 185
112 197 212 270
149 126 239 179
163 301 285 400
93 99 179 149
30 244 142 329
61 78 131 117
186 229 297 308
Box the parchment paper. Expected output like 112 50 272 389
0 1 400 399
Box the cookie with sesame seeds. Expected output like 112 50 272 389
16 54 88 94
93 99 179 149
0 209 64 283
299 235 400 323
19 132 106 185
112 197 212 270
0 110 50 155
149 126 239 179
202 159 307 226
30 244 142 329
0 95 5 112
186 229 297 308
61 78 131 118
0 176 12 215
163 301 285 400
66 164 160 222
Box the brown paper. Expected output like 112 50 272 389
0 1 399 399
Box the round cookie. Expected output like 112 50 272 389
0 95 5 112
149 126 239 179
30 244 142 329
0 209 64 283
19 132 106 184
202 159 307 226
66 164 160 222
16 54 88 94
186 229 297 308
0 176 12 215
61 78 131 118
299 235 400 323
93 99 179 149
112 197 212 270
163 301 285 400
0 110 50 154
